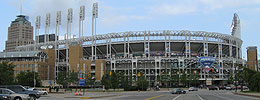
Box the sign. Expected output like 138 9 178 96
186 42 190 54
198 57 216 68
206 80 212 85
48 80 52 85
80 71 83 79
145 42 149 54
79 79 85 86
165 42 170 53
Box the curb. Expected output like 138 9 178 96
233 92 260 98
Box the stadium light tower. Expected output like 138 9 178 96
45 13 51 43
92 2 98 60
55 11 61 82
79 5 85 39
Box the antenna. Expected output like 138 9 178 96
20 0 23 15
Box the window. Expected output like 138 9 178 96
17 65 19 68
25 64 27 68
28 64 31 68
21 65 23 68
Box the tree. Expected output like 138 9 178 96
170 74 179 87
68 71 79 85
85 72 95 86
189 71 199 87
56 71 80 87
56 71 68 87
180 73 187 87
0 62 15 85
136 75 149 91
101 72 111 90
111 72 119 90
16 71 40 87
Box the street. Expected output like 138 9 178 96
39 90 260 100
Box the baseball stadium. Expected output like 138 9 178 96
0 4 244 87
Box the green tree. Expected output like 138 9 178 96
56 71 68 87
137 75 149 91
68 71 79 85
180 73 187 87
85 72 95 86
189 71 199 87
170 74 179 87
111 72 119 90
0 62 15 85
16 71 40 87
101 72 111 90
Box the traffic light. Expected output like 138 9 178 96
138 72 141 77
211 68 215 72
193 70 196 75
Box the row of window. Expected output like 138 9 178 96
16 64 35 69
15 70 32 74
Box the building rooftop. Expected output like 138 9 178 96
0 51 47 58
11 15 31 25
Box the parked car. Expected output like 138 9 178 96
208 85 218 90
218 85 225 90
0 88 30 100
236 85 242 89
225 86 232 90
0 94 11 100
188 87 198 91
171 88 186 94
242 86 249 90
0 85 40 100
28 88 48 95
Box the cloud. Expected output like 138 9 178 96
199 0 260 10
148 3 197 16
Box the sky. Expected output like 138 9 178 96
1 0 260 59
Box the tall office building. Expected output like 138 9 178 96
247 46 258 71
5 15 34 52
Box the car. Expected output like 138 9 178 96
0 94 11 100
225 86 232 90
236 85 242 89
0 85 40 100
208 85 218 90
171 88 186 94
28 88 48 95
0 88 30 100
188 87 198 91
242 86 249 90
218 85 225 90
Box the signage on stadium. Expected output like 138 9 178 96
198 57 216 68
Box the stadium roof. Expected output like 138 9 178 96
0 51 47 58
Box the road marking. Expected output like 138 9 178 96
172 95 181 100
196 95 204 100
144 95 164 100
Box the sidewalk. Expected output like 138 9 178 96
233 91 260 98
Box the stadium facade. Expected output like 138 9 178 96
0 4 244 87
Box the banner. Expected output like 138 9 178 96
145 42 149 54
165 42 170 53
198 57 216 68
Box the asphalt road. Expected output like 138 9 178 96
39 90 260 100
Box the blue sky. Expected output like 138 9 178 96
1 0 260 59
